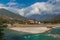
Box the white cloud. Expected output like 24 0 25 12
6 1 19 8
0 3 20 14
0 0 59 17
31 2 53 11
18 9 25 16
6 0 25 8
0 0 53 17
0 4 6 8
7 2 18 7
0 0 25 15
18 2 53 16
18 0 60 16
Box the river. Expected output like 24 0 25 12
3 27 60 40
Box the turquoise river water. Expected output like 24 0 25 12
3 27 60 40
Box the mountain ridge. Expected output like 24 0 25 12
0 8 25 20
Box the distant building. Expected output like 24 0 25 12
38 22 41 24
27 18 41 24
28 19 35 24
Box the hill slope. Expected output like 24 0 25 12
0 8 25 20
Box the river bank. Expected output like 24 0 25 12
8 27 51 34
7 23 60 34
4 27 60 40
8 23 60 27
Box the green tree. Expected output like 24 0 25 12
0 18 7 40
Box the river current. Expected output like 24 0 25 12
3 27 60 40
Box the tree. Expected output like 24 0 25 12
0 18 8 40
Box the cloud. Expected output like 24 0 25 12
6 1 19 8
6 0 26 8
0 3 20 14
18 2 53 16
14 0 60 16
0 4 5 7
0 4 6 8
0 0 53 16
0 0 59 17
18 9 25 16
56 0 60 2
46 0 60 14
31 2 53 11
0 0 26 15
47 0 60 4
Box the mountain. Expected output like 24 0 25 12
27 12 54 21
0 0 60 23
27 11 60 23
0 8 25 20
27 14 60 23
23 0 60 23
19 2 53 16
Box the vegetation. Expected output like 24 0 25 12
0 17 8 40
0 18 8 25
41 20 60 24
0 9 25 20
0 8 27 24
0 25 7 40
0 26 4 40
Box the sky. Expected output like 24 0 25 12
0 0 60 16
0 0 48 8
